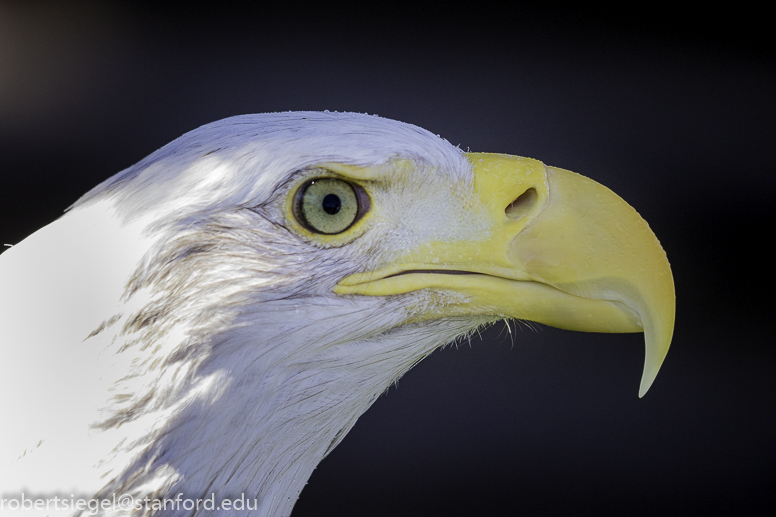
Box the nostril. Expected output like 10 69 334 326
505 187 537 220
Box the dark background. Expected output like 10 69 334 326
1 2 774 515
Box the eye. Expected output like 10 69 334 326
294 178 368 234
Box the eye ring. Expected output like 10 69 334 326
293 178 370 235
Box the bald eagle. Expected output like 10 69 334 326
0 112 674 517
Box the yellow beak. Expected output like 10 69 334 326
336 153 675 396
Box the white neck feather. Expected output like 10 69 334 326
98 297 481 517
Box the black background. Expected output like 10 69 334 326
1 2 774 516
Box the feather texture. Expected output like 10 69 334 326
0 112 493 517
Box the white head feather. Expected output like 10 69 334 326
0 112 494 517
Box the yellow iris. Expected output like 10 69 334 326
296 178 360 234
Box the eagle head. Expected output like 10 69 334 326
0 112 674 517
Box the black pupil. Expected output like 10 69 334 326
322 193 341 215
